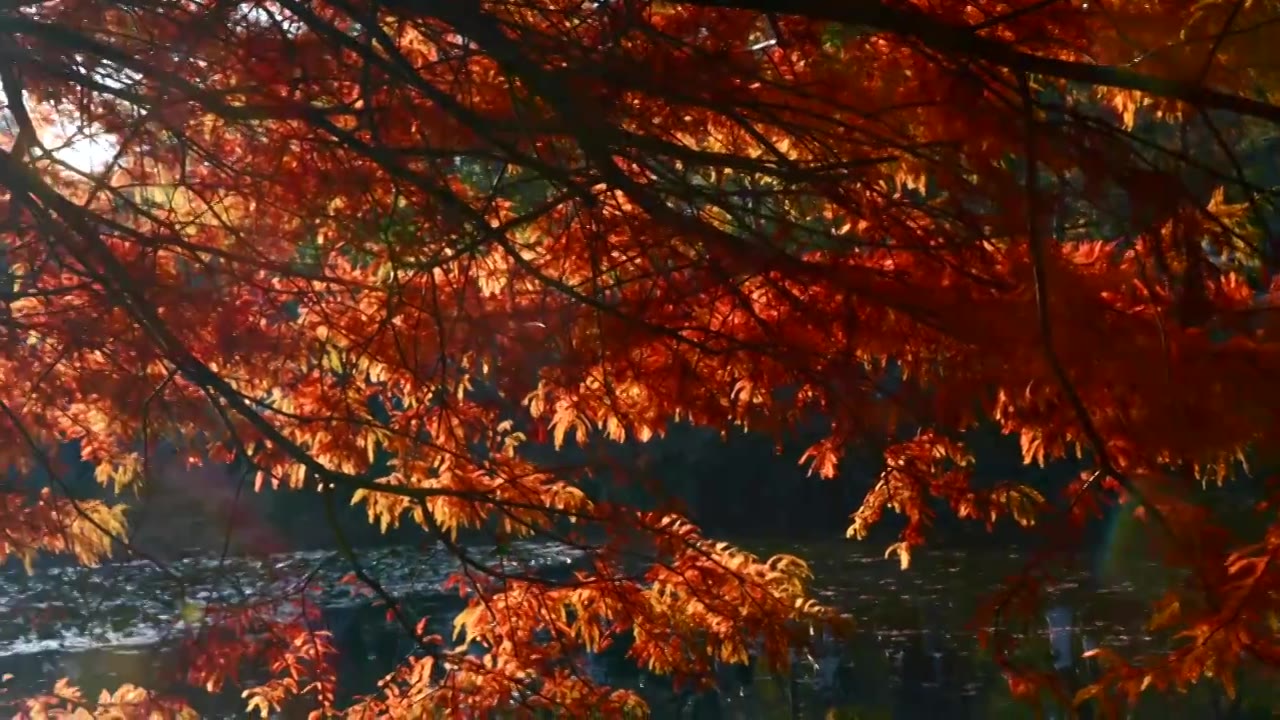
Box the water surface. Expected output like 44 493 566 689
0 540 1272 718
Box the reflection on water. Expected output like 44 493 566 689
0 541 1276 718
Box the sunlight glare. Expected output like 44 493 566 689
1 80 121 175
40 116 120 174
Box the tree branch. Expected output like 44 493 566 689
678 0 1280 125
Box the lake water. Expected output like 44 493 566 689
0 540 1272 718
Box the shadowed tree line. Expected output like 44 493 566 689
19 416 1265 563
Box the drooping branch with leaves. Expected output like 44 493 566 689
2 0 1280 716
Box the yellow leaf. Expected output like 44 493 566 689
1222 672 1237 700
1073 682 1102 707
884 541 911 570
244 694 273 719
1148 596 1180 631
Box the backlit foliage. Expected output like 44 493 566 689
1 0 1280 715
0 489 125 572
21 679 197 719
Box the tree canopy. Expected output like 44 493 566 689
3 0 1280 716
